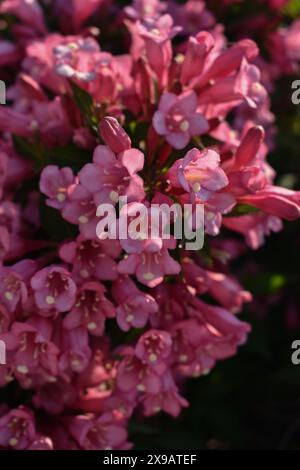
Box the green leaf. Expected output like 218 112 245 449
47 144 90 172
226 204 261 217
13 135 46 170
13 135 90 172
284 0 300 17
70 81 98 135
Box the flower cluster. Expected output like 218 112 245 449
0 0 299 450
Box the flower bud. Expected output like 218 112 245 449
99 116 131 154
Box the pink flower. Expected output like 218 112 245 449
31 266 76 312
0 406 37 449
206 272 252 313
172 298 251 377
135 329 172 367
58 326 91 375
151 283 185 329
79 145 145 205
62 184 99 238
223 213 283 249
1 317 59 385
168 148 228 201
141 371 188 417
239 186 300 221
117 352 162 394
136 14 181 87
63 281 115 336
112 277 158 331
59 236 121 281
68 412 129 450
99 117 131 154
40 165 76 209
116 202 170 254
0 260 36 313
153 91 208 149
0 0 46 34
118 244 181 288
180 31 214 87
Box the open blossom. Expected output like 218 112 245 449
1 317 59 385
63 281 115 335
112 277 158 331
137 14 181 85
0 406 37 450
116 352 162 395
0 260 36 313
141 370 188 417
118 242 181 288
79 145 145 205
40 165 76 209
135 329 172 367
31 266 76 312
168 148 228 201
58 326 91 375
61 184 99 238
68 412 129 450
153 91 209 149
59 236 121 281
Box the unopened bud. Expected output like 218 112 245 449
99 116 131 154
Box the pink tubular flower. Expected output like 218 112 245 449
239 186 300 221
1 317 59 385
112 277 158 331
117 352 162 394
141 370 188 417
78 145 145 205
0 406 37 450
68 412 129 450
171 300 251 377
223 213 283 249
61 184 99 239
0 0 46 34
58 326 91 375
59 236 121 281
31 266 76 312
168 148 228 201
137 14 181 85
40 165 75 209
182 258 251 313
116 202 170 254
135 329 172 367
0 260 36 314
99 117 131 154
153 91 208 149
180 31 215 87
118 243 181 288
63 281 115 335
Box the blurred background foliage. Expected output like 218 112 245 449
130 0 300 450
